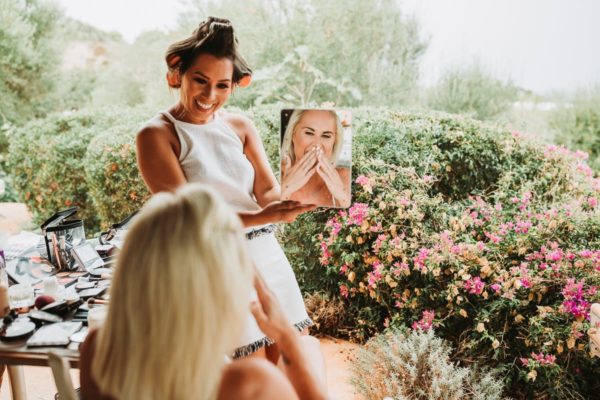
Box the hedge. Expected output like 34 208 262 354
7 107 151 233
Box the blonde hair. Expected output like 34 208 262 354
281 109 344 166
91 183 253 400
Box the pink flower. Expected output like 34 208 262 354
326 217 342 236
520 277 532 289
580 250 594 258
577 162 593 177
319 241 331 266
348 203 369 226
355 175 370 186
546 249 563 262
514 220 533 234
391 261 409 277
484 231 502 244
412 310 435 331
354 175 373 193
491 283 501 293
412 248 431 273
531 352 557 365
372 234 387 253
561 278 591 319
588 197 598 208
464 277 485 295
367 262 384 288
369 222 383 232
339 285 349 298
390 236 403 249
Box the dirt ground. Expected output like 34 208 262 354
0 203 360 399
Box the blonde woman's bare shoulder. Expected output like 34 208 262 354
218 358 299 400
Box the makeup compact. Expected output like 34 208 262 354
70 242 104 272
0 321 36 340
28 309 63 324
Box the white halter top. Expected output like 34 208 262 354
162 111 259 213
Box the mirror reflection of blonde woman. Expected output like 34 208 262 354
281 110 350 208
80 184 327 400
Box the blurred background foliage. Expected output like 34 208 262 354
0 0 598 201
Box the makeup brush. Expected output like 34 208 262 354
87 298 109 306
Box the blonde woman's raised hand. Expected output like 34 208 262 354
250 269 329 400
316 152 349 207
281 149 318 200
250 270 297 342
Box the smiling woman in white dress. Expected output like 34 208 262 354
135 17 314 359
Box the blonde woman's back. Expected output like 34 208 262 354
82 184 254 399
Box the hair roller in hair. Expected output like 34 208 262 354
237 74 252 88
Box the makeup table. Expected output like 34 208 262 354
0 328 81 400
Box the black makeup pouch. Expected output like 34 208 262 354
41 207 86 270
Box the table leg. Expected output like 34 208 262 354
7 365 27 400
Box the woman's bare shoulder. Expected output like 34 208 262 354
218 358 298 400
221 111 257 144
221 111 254 128
136 115 180 157
137 115 175 141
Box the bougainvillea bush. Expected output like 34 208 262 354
283 111 600 399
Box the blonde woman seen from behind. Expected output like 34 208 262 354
79 184 327 400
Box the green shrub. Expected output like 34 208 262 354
352 328 504 400
7 107 152 234
551 87 600 171
84 119 151 230
427 63 517 121
8 110 102 231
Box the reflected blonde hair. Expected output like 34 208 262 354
281 109 344 165
92 184 253 400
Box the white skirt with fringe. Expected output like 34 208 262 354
232 225 312 358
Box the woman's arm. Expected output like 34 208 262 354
80 330 116 400
238 201 316 227
224 114 316 226
224 114 280 207
136 120 187 193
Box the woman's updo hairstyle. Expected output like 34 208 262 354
165 17 252 89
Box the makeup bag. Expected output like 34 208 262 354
41 207 85 270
